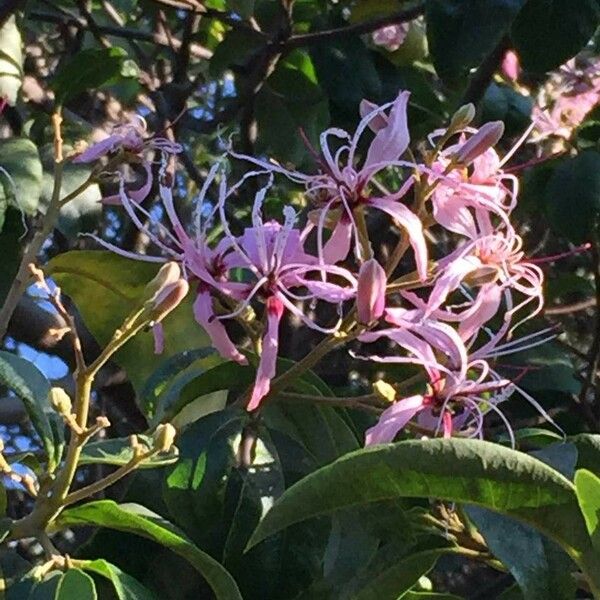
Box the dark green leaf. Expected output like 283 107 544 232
57 500 242 600
140 348 216 419
28 571 62 600
79 435 179 469
544 151 600 243
56 569 97 600
466 507 575 600
512 0 600 73
83 559 158 600
574 469 600 550
571 434 600 477
209 28 264 76
425 0 526 82
52 48 134 103
530 442 578 479
0 351 63 471
246 439 589 557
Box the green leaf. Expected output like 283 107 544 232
544 151 600 243
255 62 330 164
28 571 62 600
571 434 600 477
466 507 575 600
311 37 381 117
574 469 600 551
55 569 97 600
141 348 216 418
0 351 63 471
57 500 242 600
0 16 23 105
246 438 589 556
351 549 445 600
46 251 218 392
0 138 43 219
52 48 133 103
79 435 179 469
209 28 264 76
512 0 600 73
83 559 158 600
425 0 526 82
163 409 247 547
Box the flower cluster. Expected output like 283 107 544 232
79 90 555 445
532 52 600 150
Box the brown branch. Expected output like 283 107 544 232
545 298 596 315
285 3 425 49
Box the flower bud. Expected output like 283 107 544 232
449 103 476 131
144 262 182 304
49 387 72 416
356 259 387 324
153 423 177 453
454 121 504 165
373 380 396 403
150 279 189 323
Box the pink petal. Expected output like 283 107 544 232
369 196 428 281
359 99 388 132
427 255 481 313
72 134 124 163
101 162 153 206
365 395 425 445
193 291 248 364
364 91 410 169
322 217 353 264
458 283 502 341
247 295 284 411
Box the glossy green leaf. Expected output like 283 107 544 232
466 507 575 600
544 151 600 243
57 500 242 600
570 434 600 477
0 351 63 471
83 559 158 600
79 435 179 469
574 469 600 551
425 0 526 82
46 251 217 392
247 439 589 556
512 0 600 73
140 348 216 418
163 408 247 546
0 138 43 220
56 569 97 600
352 549 445 600
0 16 23 105
52 48 133 103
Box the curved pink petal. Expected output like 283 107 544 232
72 134 124 163
427 255 481 313
193 291 247 365
365 394 425 445
322 217 353 264
364 91 410 169
458 283 502 341
247 295 284 411
369 196 428 281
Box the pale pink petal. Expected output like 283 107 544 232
72 134 124 163
364 91 411 169
458 283 502 340
101 162 153 206
365 395 425 445
193 291 247 364
427 255 481 312
369 196 428 281
322 217 353 264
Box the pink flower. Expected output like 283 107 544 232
73 115 181 205
233 91 428 280
501 50 521 82
372 23 410 52
217 179 358 410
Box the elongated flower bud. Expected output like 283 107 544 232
449 103 476 131
454 121 504 165
144 262 189 323
357 259 387 324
